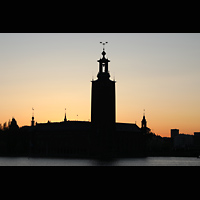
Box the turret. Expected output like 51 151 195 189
31 108 35 126
141 115 147 129
64 108 67 122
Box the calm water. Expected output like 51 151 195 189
0 157 200 166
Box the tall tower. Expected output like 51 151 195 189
91 42 116 157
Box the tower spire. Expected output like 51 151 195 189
31 107 35 126
64 108 67 122
141 109 147 129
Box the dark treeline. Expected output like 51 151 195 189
0 118 29 156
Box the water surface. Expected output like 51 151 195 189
0 157 200 166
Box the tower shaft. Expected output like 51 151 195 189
91 45 116 157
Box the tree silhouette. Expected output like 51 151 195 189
3 122 8 131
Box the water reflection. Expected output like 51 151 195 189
0 157 200 166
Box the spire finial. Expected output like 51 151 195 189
100 42 108 51
143 109 145 117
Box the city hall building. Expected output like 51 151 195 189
25 46 147 158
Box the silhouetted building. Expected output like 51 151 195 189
91 47 116 157
171 129 179 138
141 115 147 129
29 120 91 157
0 45 149 159
171 129 194 152
64 109 67 122
173 134 193 150
141 113 150 134
25 47 146 158
194 132 200 154
115 122 146 157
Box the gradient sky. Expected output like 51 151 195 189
0 33 200 137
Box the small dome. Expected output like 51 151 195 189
102 50 106 56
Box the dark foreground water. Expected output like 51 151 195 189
0 157 200 166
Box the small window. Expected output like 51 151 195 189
102 63 105 72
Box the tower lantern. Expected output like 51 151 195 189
97 42 110 79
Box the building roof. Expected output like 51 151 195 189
116 123 141 133
35 121 91 132
28 121 141 134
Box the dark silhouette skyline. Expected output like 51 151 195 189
0 45 200 159
1 33 200 138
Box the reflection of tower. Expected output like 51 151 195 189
31 108 35 126
91 42 116 157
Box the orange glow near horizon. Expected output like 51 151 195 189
1 33 200 138
0 94 199 138
1 83 199 138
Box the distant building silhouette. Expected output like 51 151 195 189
0 45 150 159
2 45 200 158
173 134 193 150
25 46 147 158
91 47 116 157
171 129 179 138
64 108 67 122
141 112 150 135
194 132 200 153
141 114 147 129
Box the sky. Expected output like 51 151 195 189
0 33 200 137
